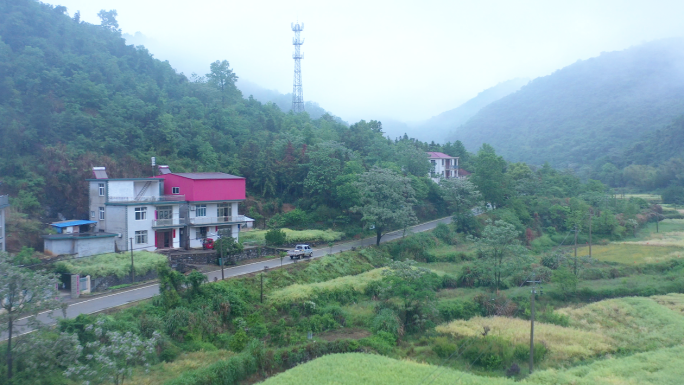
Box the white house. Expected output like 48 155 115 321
427 152 459 183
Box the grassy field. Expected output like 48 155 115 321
258 353 516 385
526 345 684 385
239 228 344 245
436 317 612 364
130 350 234 385
576 244 684 264
267 268 386 307
54 251 167 278
620 193 661 202
558 297 684 352
651 293 684 314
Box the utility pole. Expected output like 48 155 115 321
220 240 225 280
527 276 542 374
261 266 268 303
573 226 578 276
129 238 135 283
588 210 592 258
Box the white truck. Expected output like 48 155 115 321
287 244 313 259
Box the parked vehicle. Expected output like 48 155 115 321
202 238 214 250
287 244 313 259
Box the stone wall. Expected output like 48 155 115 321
163 246 283 272
91 269 158 292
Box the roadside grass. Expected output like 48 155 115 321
54 251 167 278
650 293 684 314
267 268 386 307
258 352 516 385
526 345 684 385
239 228 344 245
620 193 661 202
435 317 612 364
130 350 234 385
575 244 684 265
631 219 684 241
558 297 684 352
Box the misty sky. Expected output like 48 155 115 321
50 0 684 124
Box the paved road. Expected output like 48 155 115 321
3 216 452 340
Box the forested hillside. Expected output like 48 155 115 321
450 38 684 168
0 0 463 232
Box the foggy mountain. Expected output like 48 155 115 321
381 78 529 142
450 38 684 168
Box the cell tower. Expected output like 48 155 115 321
291 21 305 113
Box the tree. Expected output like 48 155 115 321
97 9 119 31
214 236 244 264
470 144 509 208
381 260 437 329
13 330 81 384
352 167 418 245
0 254 62 381
439 177 482 234
65 319 159 385
206 60 238 106
470 220 530 291
265 228 287 246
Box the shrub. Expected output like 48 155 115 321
54 251 166 279
506 363 520 377
265 228 287 246
432 336 458 358
370 309 403 339
437 299 481 321
230 329 249 352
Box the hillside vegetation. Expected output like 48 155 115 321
450 38 684 168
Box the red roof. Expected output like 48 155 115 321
427 152 456 159
172 172 244 180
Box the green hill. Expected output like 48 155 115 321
449 38 684 168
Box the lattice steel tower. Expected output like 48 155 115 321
291 21 305 113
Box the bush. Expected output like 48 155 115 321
432 336 458 358
433 223 458 245
371 309 403 339
230 329 249 352
54 251 166 279
438 299 481 321
265 228 287 246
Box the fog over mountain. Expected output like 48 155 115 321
450 38 684 168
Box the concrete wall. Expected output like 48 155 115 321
106 206 128 251
75 237 115 258
44 238 75 256
108 180 135 199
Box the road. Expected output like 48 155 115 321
3 215 452 340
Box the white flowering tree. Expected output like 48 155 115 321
65 319 159 385
0 253 62 381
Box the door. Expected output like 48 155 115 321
180 228 186 248
164 231 171 248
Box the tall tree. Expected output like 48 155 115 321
97 9 119 31
0 254 62 381
471 144 509 208
352 167 418 245
470 220 529 291
206 60 239 107
439 177 482 234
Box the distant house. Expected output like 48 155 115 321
43 220 117 258
427 152 459 182
0 195 8 252
87 166 246 252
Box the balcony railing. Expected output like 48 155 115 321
0 195 8 208
108 195 185 203
152 218 186 227
188 215 246 226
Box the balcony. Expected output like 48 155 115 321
108 195 185 203
188 215 246 226
152 218 186 228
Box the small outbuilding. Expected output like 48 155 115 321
43 220 117 258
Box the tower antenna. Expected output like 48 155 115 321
291 21 305 113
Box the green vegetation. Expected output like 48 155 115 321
242 228 344 246
579 244 684 264
259 353 516 385
54 251 167 278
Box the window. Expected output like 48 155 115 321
196 227 207 240
196 204 207 217
135 230 148 244
91 211 95 218
157 206 172 220
98 183 105 196
99 207 105 220
172 187 180 194
135 207 147 220
217 203 230 218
